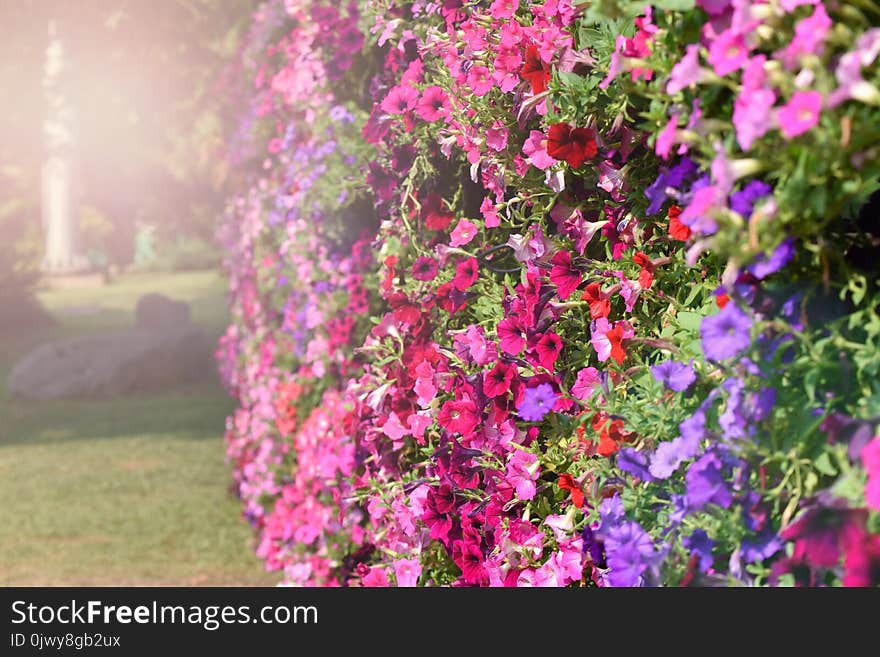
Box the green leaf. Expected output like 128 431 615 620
676 311 703 332
650 0 696 10
813 452 838 477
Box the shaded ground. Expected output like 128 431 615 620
0 270 277 586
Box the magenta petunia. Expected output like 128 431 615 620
415 86 451 122
667 44 708 95
733 87 775 150
862 437 880 511
707 29 749 77
535 332 563 370
777 91 823 139
655 114 679 160
380 84 419 115
411 256 439 281
549 250 582 300
497 316 527 355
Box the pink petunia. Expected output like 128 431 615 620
522 130 558 170
777 4 831 71
415 86 451 122
485 120 509 151
655 114 679 160
393 558 422 587
777 91 823 139
380 84 419 115
480 197 500 228
862 437 880 511
467 65 494 97
571 366 600 400
489 0 517 19
382 411 410 449
707 29 749 77
534 332 563 370
450 218 478 247
497 316 527 355
590 318 634 365
733 87 775 150
667 44 708 95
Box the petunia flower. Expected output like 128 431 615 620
483 361 516 398
450 218 478 247
438 397 479 435
506 449 540 500
654 114 679 160
517 383 558 422
651 360 697 392
667 205 691 241
415 86 451 122
535 332 563 370
777 91 823 140
549 251 582 300
685 451 733 511
700 303 753 361
522 130 558 170
707 28 749 77
380 84 419 115
776 4 831 71
521 44 551 94
571 366 600 402
590 318 634 365
411 256 438 281
862 437 880 511
581 282 610 319
497 316 527 355
667 44 709 94
452 257 479 291
393 558 422 587
546 123 598 169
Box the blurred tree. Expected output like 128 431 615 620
0 0 258 328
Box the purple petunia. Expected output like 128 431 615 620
649 433 703 479
517 383 558 422
682 529 715 573
617 447 656 482
685 451 734 511
748 237 795 280
651 359 697 392
730 180 772 217
599 496 666 587
700 303 753 361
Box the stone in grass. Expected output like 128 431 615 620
135 293 191 330
7 327 214 401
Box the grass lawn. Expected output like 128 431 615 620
0 270 278 586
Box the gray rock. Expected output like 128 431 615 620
6 325 215 400
135 293 190 330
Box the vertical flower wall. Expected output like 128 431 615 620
219 0 880 586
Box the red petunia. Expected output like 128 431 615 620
591 413 633 457
714 291 730 308
667 204 691 241
549 250 582 300
632 251 655 289
388 292 421 325
453 257 479 291
581 282 610 319
421 193 454 231
520 45 551 95
534 332 563 370
557 473 585 508
546 123 598 169
438 397 480 435
483 361 516 398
